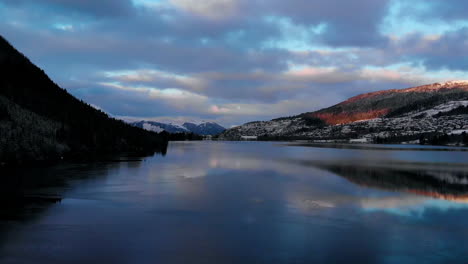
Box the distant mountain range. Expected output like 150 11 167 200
220 81 468 145
132 121 226 136
0 35 167 164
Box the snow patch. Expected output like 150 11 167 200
408 100 468 118
350 138 370 143
440 80 468 86
142 123 165 133
169 123 189 131
450 130 468 135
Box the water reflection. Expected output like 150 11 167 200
1 142 468 264
141 142 468 215
310 162 468 203
0 158 147 222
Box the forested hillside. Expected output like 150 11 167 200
0 36 167 164
220 81 468 144
308 81 468 125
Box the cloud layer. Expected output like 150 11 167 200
1 0 468 126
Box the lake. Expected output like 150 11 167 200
1 141 468 264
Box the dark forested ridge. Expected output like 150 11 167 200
0 36 167 164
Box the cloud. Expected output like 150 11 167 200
98 82 210 113
283 66 355 83
103 69 208 91
405 28 468 71
265 0 392 47
382 0 468 37
1 0 135 17
2 0 468 126
169 0 240 20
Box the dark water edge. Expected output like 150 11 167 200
0 141 168 167
1 141 468 264
0 157 154 262
0 140 169 222
0 144 169 219
0 153 163 221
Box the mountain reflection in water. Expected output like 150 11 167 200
1 142 468 264
309 161 468 203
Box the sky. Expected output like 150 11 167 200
1 0 468 126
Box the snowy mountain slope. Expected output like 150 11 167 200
404 101 468 118
132 121 189 134
142 123 165 133
132 121 226 135
309 81 468 125
183 122 226 135
220 82 468 143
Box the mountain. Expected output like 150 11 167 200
307 81 468 125
220 81 468 144
132 121 226 136
132 121 189 134
182 122 226 136
0 36 167 164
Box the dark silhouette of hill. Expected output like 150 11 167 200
0 36 167 164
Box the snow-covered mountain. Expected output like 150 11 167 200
181 122 226 136
132 121 226 136
220 81 468 144
132 121 189 134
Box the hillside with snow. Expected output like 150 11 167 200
220 82 468 145
132 121 226 136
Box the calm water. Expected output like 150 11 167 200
1 141 468 264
